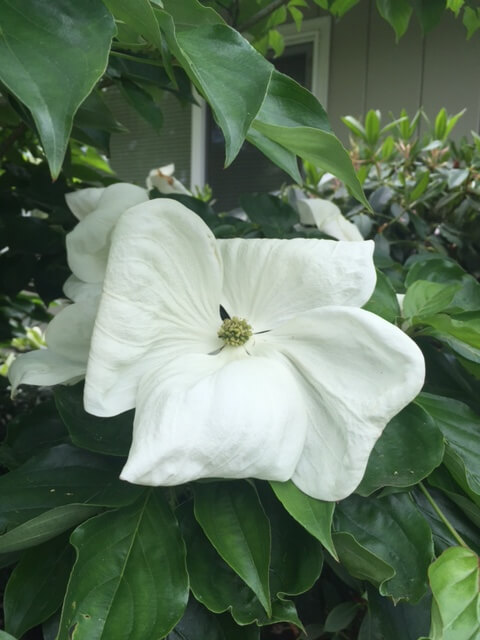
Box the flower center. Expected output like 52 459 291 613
217 316 253 347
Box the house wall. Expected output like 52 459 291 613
107 1 480 185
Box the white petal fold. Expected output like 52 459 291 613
63 275 102 302
297 198 364 242
120 352 309 486
84 199 224 417
260 306 425 500
218 238 376 331
66 183 148 283
45 295 100 363
65 187 105 220
8 349 86 392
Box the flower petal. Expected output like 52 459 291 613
297 198 364 242
66 183 148 282
261 307 425 500
65 187 105 220
45 295 100 363
120 352 309 486
218 238 376 331
63 275 102 302
8 349 86 392
146 165 190 195
84 199 223 417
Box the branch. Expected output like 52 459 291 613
237 0 290 32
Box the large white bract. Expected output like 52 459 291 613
79 198 425 501
9 183 148 390
298 197 364 242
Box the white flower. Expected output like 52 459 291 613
82 198 425 501
9 183 147 392
146 164 190 196
8 277 101 391
298 198 364 242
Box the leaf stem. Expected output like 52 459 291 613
419 482 470 550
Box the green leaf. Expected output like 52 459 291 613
463 6 480 39
252 72 369 208
332 531 394 587
240 194 298 237
0 632 17 640
57 491 188 640
178 501 302 627
409 171 430 201
417 393 480 497
102 0 164 50
157 11 272 166
0 504 100 555
363 269 400 323
161 0 223 26
403 281 461 318
342 115 367 140
330 0 360 17
0 444 142 541
411 0 446 33
4 533 74 638
358 586 431 640
357 404 444 496
168 598 259 640
334 493 433 602
193 481 272 616
74 89 126 134
418 314 480 363
120 79 163 131
324 602 360 633
365 110 380 146
55 384 132 457
269 480 337 560
0 0 115 177
258 483 323 598
376 0 413 39
428 546 480 639
246 128 302 184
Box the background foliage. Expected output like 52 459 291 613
0 1 480 639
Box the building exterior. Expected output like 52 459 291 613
106 2 480 208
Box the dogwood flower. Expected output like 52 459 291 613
298 198 363 242
9 277 101 391
84 198 425 501
9 183 147 391
146 163 190 195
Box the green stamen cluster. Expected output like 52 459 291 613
217 316 253 347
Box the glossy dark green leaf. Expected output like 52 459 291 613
120 79 163 131
334 493 433 602
258 483 323 598
0 631 17 640
0 504 100 554
270 481 337 560
74 89 125 133
332 532 394 588
376 0 412 39
193 481 271 615
54 384 132 456
158 11 272 166
428 466 480 527
252 72 368 208
5 398 69 466
0 444 140 532
178 501 302 627
428 546 480 640
324 601 360 633
103 0 164 50
167 597 259 640
4 533 74 638
57 491 188 640
363 269 400 323
240 194 298 237
0 0 115 177
358 586 430 640
357 404 444 496
417 393 480 496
